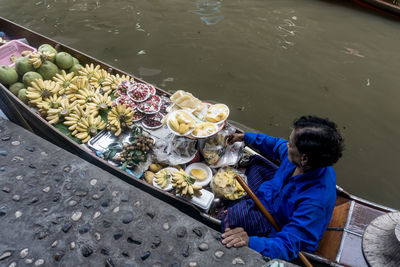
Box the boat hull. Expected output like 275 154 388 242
353 0 400 17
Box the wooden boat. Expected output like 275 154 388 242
0 17 397 266
352 0 400 17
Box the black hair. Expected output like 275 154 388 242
293 116 344 168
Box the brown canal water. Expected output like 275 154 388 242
1 0 399 209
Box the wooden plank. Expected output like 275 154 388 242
315 201 350 260
335 195 350 207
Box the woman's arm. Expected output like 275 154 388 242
243 133 288 161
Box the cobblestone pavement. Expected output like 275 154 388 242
0 118 280 266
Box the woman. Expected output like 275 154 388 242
221 116 344 261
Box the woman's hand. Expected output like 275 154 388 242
221 227 249 248
226 133 244 145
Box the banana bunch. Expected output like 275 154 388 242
154 169 172 189
46 98 76 124
10 55 18 63
63 105 97 135
53 70 78 95
172 170 202 198
26 79 61 107
21 50 31 57
74 114 106 143
75 87 97 106
37 94 63 115
89 69 111 95
106 104 134 136
28 51 56 69
87 94 111 112
78 63 101 80
103 74 134 97
66 77 90 102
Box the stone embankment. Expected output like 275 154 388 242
0 118 298 266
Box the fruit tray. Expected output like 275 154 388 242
86 129 131 153
87 123 172 153
0 40 36 67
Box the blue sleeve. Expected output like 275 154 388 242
248 204 326 261
244 132 288 161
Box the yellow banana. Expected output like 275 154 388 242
106 104 134 136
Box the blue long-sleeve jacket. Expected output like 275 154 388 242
244 132 336 261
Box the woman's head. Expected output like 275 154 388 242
288 116 344 169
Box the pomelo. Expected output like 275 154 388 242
38 44 57 56
0 66 19 85
15 57 34 76
55 52 73 69
17 89 28 104
69 64 83 75
23 72 43 87
9 82 25 96
38 61 59 80
72 57 80 65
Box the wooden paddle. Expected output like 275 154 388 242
235 174 313 267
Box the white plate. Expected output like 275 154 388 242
152 167 178 191
166 110 195 136
185 163 213 187
205 103 230 124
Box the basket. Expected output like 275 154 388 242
0 40 37 67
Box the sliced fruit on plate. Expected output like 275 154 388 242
190 168 207 181
128 83 150 102
205 104 229 123
168 111 195 135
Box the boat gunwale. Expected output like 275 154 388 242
360 0 400 15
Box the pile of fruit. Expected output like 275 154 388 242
192 122 217 137
0 43 150 143
154 168 175 189
205 104 229 123
172 169 203 198
168 110 195 135
111 140 152 170
102 126 154 170
211 166 246 200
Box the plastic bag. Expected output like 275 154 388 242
153 133 198 165
199 123 242 167
210 166 247 200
